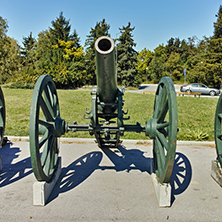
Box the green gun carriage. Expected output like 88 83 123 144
29 36 178 184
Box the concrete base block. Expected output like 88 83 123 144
151 159 171 207
0 155 2 171
33 157 61 206
211 160 222 187
151 173 171 207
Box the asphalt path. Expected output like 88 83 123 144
126 84 220 98
0 137 222 221
125 83 179 93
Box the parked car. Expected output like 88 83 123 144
180 83 220 96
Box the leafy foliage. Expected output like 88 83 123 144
35 13 86 88
137 48 153 82
214 5 222 39
1 5 222 88
0 16 8 38
0 36 21 84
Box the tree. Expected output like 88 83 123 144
84 19 110 85
0 16 8 38
165 37 181 56
116 22 139 86
12 32 39 85
0 36 21 84
214 5 222 39
36 13 86 88
49 12 71 43
21 32 36 58
54 39 85 87
148 44 167 83
137 48 153 82
189 5 222 87
201 38 222 87
146 36 199 84
70 29 81 48
0 17 21 84
165 52 182 81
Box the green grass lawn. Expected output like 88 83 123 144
2 88 218 141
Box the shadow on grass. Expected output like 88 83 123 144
0 142 32 187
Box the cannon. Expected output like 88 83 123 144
29 36 178 184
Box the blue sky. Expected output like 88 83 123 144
0 0 221 51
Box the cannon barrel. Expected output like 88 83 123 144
95 36 117 104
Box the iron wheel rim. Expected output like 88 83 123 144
29 75 60 182
152 77 178 183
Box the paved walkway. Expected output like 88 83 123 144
0 137 221 221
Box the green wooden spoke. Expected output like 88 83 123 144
29 75 63 182
44 137 55 176
39 131 50 150
155 140 164 173
157 122 169 130
157 99 168 123
156 130 168 151
41 139 51 167
38 119 53 130
44 84 59 116
218 113 222 119
156 137 166 164
216 133 222 139
39 94 54 122
154 85 167 120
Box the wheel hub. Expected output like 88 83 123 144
54 117 65 137
145 118 157 139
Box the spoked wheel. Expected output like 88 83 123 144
214 94 222 167
0 87 5 146
146 77 178 183
29 75 65 182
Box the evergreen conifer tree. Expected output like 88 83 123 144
71 29 81 48
214 5 222 39
36 12 85 88
116 23 138 86
0 16 8 38
195 5 222 87
21 32 36 60
50 12 71 43
84 19 110 85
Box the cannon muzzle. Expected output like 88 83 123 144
95 36 117 104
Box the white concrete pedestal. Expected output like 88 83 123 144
211 160 222 187
151 160 171 207
33 157 62 206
